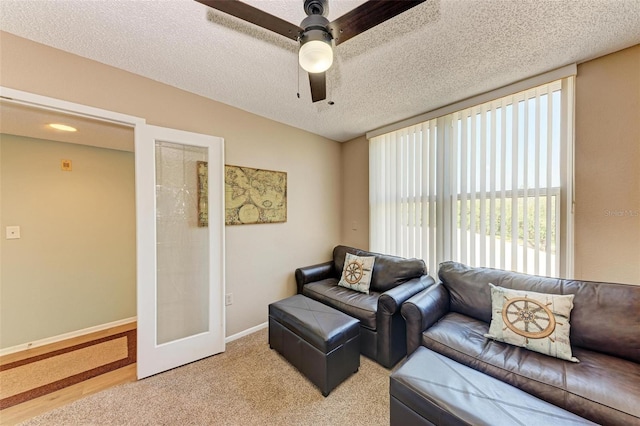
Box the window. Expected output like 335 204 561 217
369 76 574 277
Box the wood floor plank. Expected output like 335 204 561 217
0 364 136 426
0 323 137 425
1 338 129 399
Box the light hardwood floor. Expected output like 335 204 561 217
0 364 136 425
0 323 137 426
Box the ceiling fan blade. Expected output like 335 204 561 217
329 0 426 46
309 72 327 103
196 0 302 41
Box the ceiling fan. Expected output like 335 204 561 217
195 0 426 103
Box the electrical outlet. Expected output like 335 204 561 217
225 293 233 306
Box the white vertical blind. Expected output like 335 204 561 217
370 119 439 267
370 77 574 277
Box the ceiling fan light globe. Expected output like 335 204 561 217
299 40 333 73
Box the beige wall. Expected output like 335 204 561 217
0 32 342 341
340 135 369 250
574 45 640 284
0 135 137 348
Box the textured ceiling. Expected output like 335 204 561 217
1 0 639 142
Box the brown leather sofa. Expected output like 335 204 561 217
295 245 435 368
400 261 640 425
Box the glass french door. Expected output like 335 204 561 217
135 125 225 379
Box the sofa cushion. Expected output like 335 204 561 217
485 284 578 362
390 346 595 426
438 261 640 363
421 312 640 426
338 253 375 294
302 278 378 329
333 245 427 293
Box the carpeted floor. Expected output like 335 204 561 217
19 328 392 425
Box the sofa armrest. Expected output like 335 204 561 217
375 274 436 367
295 261 334 294
401 283 450 355
379 275 436 315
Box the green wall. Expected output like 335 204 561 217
0 134 136 348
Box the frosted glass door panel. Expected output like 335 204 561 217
155 141 209 345
137 123 224 380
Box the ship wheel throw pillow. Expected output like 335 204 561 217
338 253 375 294
485 284 579 362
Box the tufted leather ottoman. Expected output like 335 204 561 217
269 294 360 396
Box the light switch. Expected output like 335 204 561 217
6 226 20 239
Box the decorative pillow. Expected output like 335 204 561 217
485 284 579 362
338 253 375 294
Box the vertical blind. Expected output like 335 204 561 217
369 77 574 277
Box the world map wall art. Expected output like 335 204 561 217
224 165 287 225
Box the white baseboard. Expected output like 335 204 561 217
2 318 266 356
0 316 137 357
225 322 268 344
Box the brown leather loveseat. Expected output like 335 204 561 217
295 245 435 368
399 262 640 425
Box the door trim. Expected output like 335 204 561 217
0 87 145 128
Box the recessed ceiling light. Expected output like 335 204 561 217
49 123 77 132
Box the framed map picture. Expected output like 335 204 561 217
225 165 287 225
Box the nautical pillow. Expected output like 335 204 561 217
338 253 375 294
485 283 579 362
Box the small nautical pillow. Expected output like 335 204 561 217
338 253 375 294
484 283 579 362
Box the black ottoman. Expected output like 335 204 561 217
390 347 596 425
269 294 360 396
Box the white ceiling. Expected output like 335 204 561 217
1 0 639 142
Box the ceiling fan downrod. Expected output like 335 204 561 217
303 0 328 17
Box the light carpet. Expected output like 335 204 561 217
20 328 392 425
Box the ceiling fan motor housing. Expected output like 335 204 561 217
300 14 332 45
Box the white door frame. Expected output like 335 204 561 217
0 86 225 379
0 87 146 130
